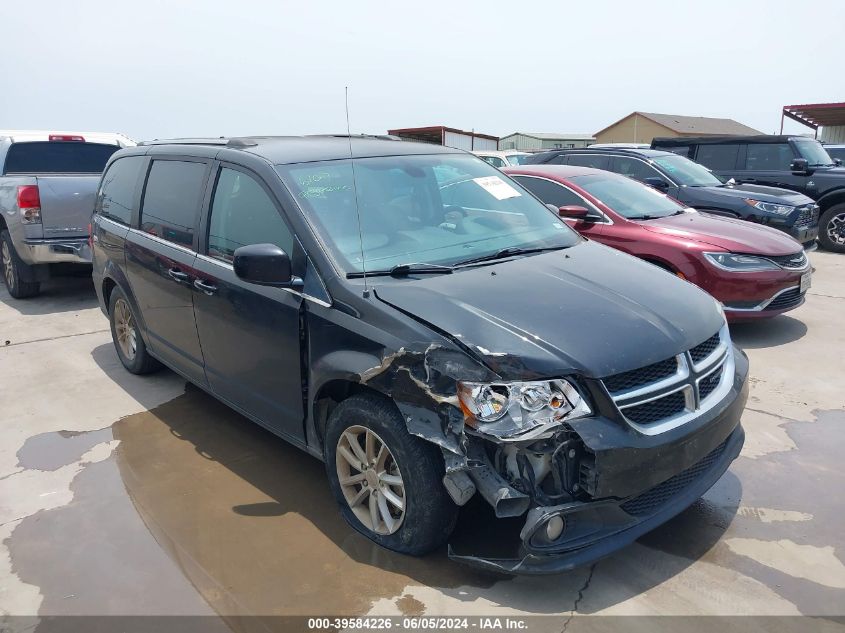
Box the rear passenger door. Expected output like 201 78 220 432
192 164 305 441
734 142 799 189
125 157 210 385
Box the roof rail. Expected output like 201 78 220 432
138 137 259 147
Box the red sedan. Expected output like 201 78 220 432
503 165 812 321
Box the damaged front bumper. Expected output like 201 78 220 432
448 351 749 575
449 424 744 574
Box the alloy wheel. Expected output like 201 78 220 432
114 298 137 361
2 241 13 289
827 212 845 246
335 425 406 535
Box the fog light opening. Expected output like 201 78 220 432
545 515 565 541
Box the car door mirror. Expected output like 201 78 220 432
790 157 810 174
643 177 670 191
558 205 590 219
233 244 303 289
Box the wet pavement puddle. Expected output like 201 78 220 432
7 383 845 620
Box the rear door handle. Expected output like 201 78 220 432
193 279 218 295
167 268 190 283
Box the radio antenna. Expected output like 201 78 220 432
345 86 369 298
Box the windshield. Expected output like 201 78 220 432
278 154 580 274
505 154 531 165
651 154 723 187
794 138 835 167
571 174 686 219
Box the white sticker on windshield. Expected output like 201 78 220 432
473 176 521 200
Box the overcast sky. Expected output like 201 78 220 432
3 0 842 142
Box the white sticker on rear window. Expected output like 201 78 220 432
472 176 521 200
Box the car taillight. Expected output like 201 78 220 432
49 134 85 142
17 185 42 224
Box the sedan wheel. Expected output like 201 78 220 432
335 425 406 535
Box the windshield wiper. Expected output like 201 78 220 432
454 245 568 268
346 263 454 278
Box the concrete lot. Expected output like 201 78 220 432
1 252 843 625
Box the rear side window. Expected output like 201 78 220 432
512 176 586 207
743 143 794 170
610 157 661 181
207 168 293 262
696 144 740 170
140 160 208 248
96 157 145 225
3 142 118 174
564 154 610 169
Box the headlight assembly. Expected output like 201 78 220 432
744 199 794 216
703 252 781 272
457 378 591 441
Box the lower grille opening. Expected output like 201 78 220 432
767 288 804 311
620 438 729 517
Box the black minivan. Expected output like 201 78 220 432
91 136 748 574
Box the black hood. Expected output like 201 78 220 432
374 241 724 381
689 183 812 205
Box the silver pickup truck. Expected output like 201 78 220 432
0 130 134 298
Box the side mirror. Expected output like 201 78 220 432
790 158 810 174
558 205 590 219
643 177 670 191
834 158 842 167
233 243 303 289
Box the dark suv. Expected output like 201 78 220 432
91 136 748 574
651 135 845 252
525 147 819 247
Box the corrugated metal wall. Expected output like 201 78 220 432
443 131 497 151
499 134 594 150
821 126 845 143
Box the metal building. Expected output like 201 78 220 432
781 102 845 143
498 132 595 151
386 126 498 151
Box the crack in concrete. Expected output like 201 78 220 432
560 562 597 632
0 329 109 349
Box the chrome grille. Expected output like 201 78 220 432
604 357 678 394
764 251 808 270
624 390 687 425
602 324 734 435
690 333 720 364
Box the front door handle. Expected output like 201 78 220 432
168 268 189 283
193 279 218 295
743 178 758 183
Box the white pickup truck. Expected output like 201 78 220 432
0 130 134 298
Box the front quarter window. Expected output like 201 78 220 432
278 154 580 274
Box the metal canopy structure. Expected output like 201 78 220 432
781 102 845 136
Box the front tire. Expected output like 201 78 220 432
324 393 458 556
818 203 845 253
108 286 161 374
1 230 40 299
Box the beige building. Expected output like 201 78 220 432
498 132 595 151
594 112 762 145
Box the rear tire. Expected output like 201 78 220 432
818 203 845 253
108 286 161 374
324 393 458 556
1 230 41 299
